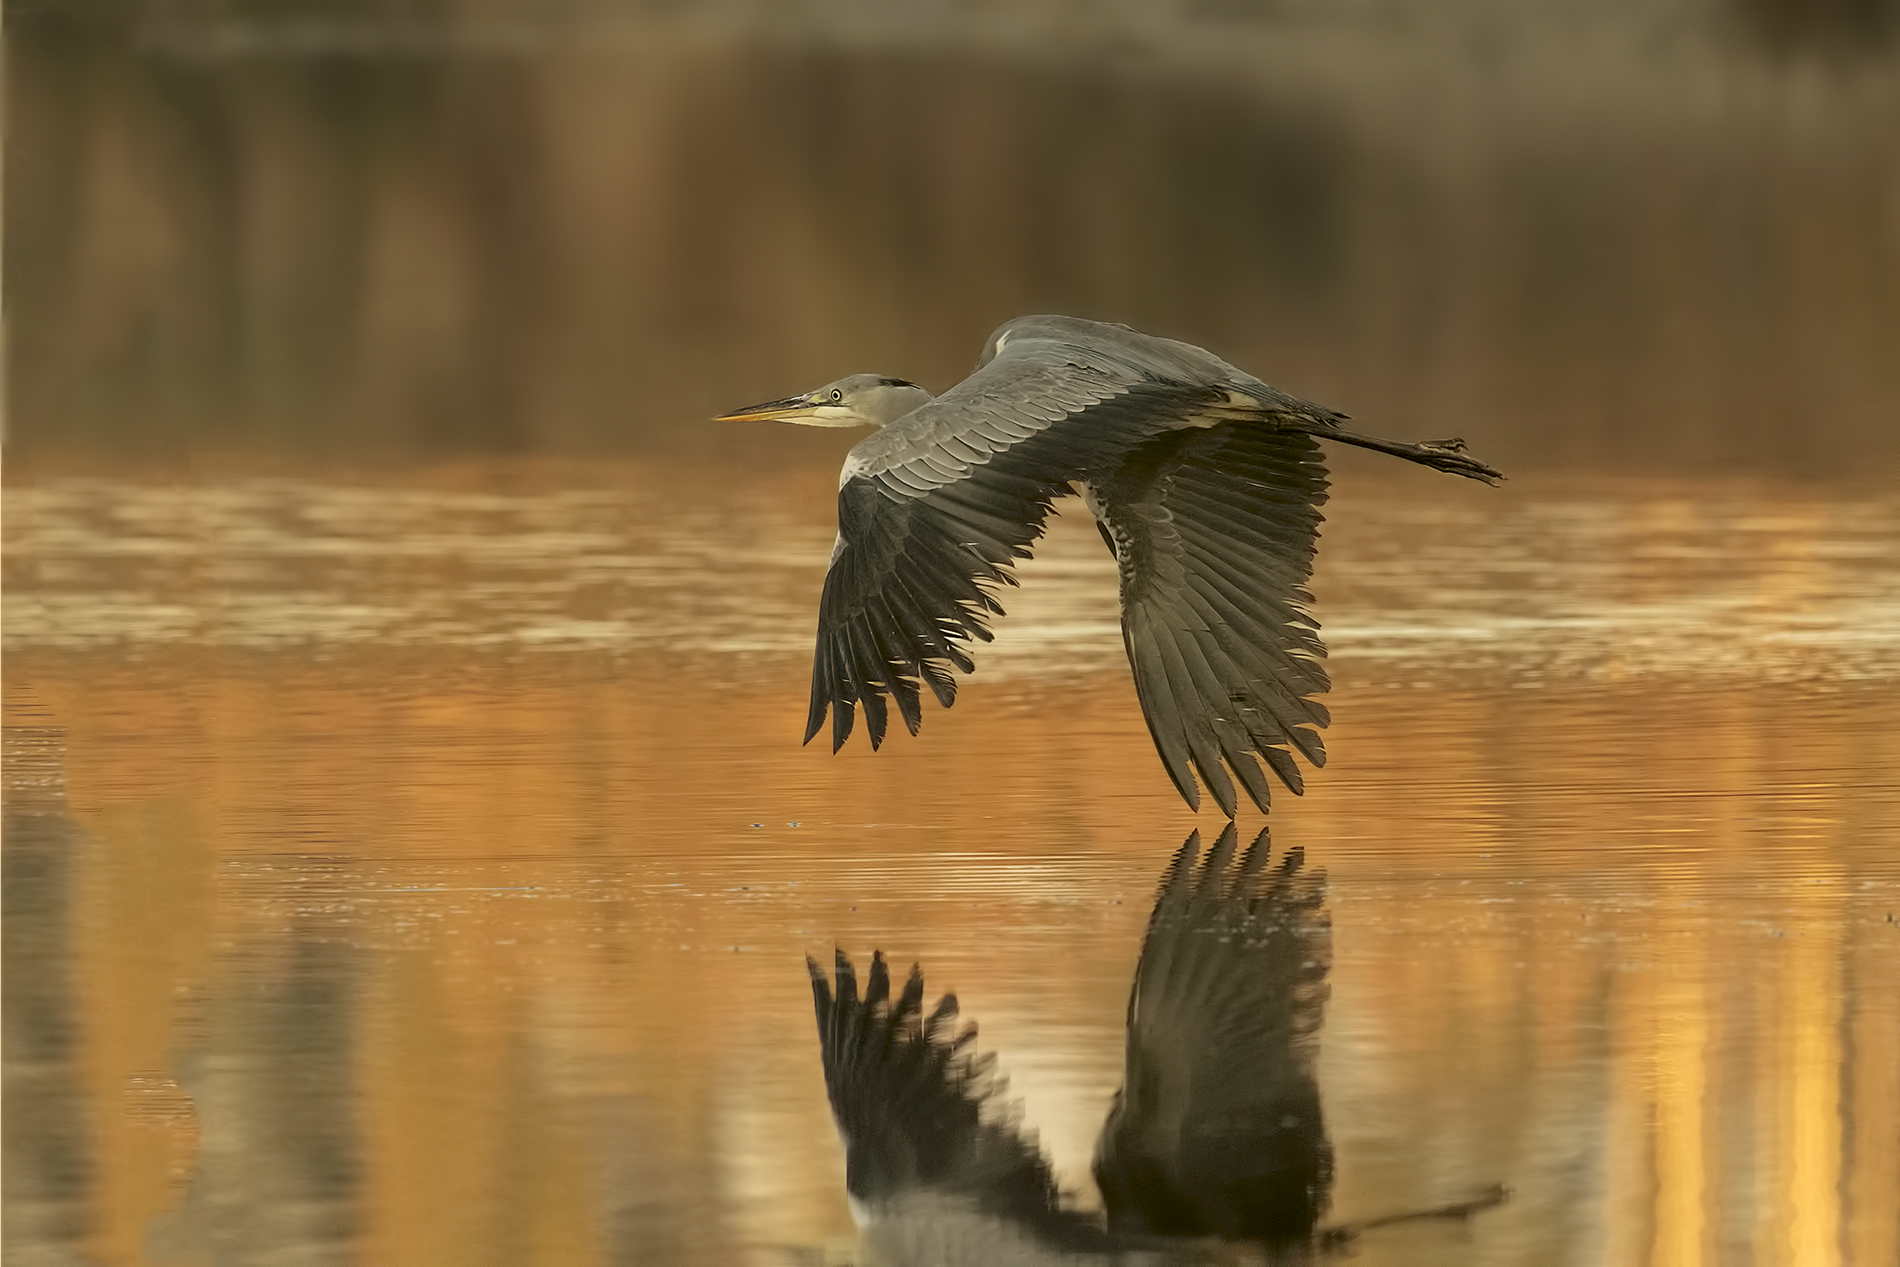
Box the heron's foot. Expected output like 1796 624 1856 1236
1416 437 1505 486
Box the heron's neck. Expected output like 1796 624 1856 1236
859 384 936 428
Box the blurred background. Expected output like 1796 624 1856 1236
9 0 1899 476
7 5 1900 1267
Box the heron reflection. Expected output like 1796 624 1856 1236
722 316 1503 816
808 826 1503 1263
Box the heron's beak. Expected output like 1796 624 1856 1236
713 393 820 423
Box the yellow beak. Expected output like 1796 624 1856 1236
712 393 819 423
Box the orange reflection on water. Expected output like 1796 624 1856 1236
5 471 1898 1266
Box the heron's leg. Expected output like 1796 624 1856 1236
1284 422 1505 485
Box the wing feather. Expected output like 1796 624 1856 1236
1124 609 1204 812
1093 423 1331 815
1169 584 1328 761
1149 617 1241 817
1177 628 1280 813
808 951 1067 1221
808 357 1222 748
1092 829 1334 1240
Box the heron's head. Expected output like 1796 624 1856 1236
714 374 933 430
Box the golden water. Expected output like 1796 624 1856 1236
5 461 1897 1265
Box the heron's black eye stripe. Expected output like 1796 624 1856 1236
875 377 920 388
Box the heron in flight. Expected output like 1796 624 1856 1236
717 315 1502 815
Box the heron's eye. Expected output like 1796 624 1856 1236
829 389 843 403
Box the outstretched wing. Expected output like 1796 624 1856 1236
808 333 1238 751
1090 423 1332 816
1093 826 1334 1241
807 950 1062 1223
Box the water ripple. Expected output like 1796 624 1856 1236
6 475 1897 687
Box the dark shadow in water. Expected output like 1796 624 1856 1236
0 718 361 1264
1 719 95 1260
809 825 1504 1263
144 933 361 1266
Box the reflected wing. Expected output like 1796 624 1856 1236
807 950 1064 1224
809 344 1232 751
1092 424 1331 815
1093 826 1334 1240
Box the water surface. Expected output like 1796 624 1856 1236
5 464 1897 1265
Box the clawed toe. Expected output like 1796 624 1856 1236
1415 439 1505 486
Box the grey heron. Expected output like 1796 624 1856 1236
718 315 1502 815
807 826 1503 1261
